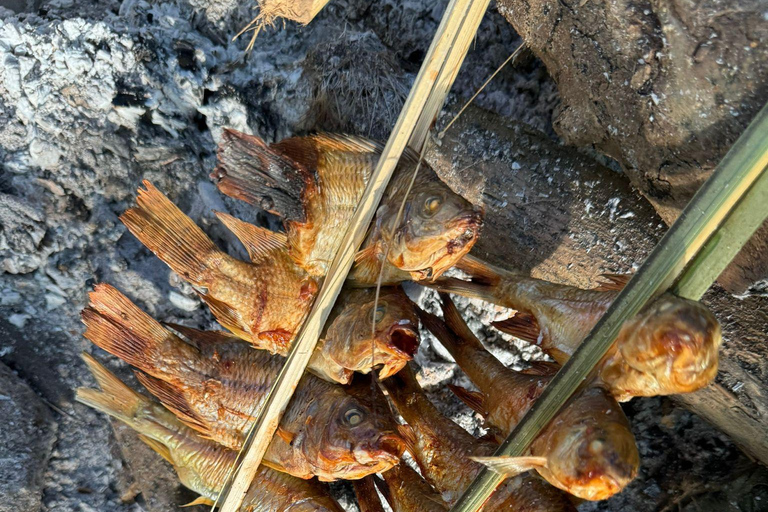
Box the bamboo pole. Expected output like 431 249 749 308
216 2 490 510
449 103 768 512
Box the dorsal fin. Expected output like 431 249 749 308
214 212 288 263
594 273 632 292
447 384 486 415
194 292 251 342
454 254 505 285
137 434 173 465
491 312 541 345
163 323 243 351
134 372 208 436
273 133 383 171
212 129 313 221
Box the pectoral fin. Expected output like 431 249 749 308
470 455 549 477
276 426 296 445
491 312 541 345
594 273 631 292
447 384 487 416
182 496 216 507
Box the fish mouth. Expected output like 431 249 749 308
374 432 406 460
387 325 420 357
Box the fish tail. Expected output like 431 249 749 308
120 181 219 288
212 129 311 221
76 354 172 442
82 284 194 379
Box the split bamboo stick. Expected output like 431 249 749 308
449 102 768 512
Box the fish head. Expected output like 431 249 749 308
618 294 722 395
302 386 404 480
324 288 420 380
538 388 639 501
383 175 483 281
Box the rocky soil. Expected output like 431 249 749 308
0 0 766 511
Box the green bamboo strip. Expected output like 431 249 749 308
216 2 488 510
673 167 768 300
449 103 768 512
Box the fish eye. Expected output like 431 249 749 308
343 408 365 427
374 305 386 323
423 196 443 217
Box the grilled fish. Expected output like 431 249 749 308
82 284 404 481
76 354 345 512
437 256 721 401
212 130 483 284
319 287 419 383
120 182 419 383
381 364 576 511
421 295 639 500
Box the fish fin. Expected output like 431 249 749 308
455 254 504 285
491 312 541 345
447 384 486 415
470 455 548 477
120 182 220 289
426 277 498 303
194 292 251 342
594 273 631 292
276 426 296 445
274 133 382 168
416 306 470 356
371 477 393 511
137 434 174 465
354 477 387 512
181 496 216 508
83 284 183 373
396 424 418 456
134 371 208 435
438 293 484 347
260 458 293 475
76 353 147 423
163 323 243 350
212 129 312 221
350 243 384 284
214 212 289 264
521 360 559 376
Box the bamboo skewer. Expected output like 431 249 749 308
449 103 768 512
216 2 490 510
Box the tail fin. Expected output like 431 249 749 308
120 181 219 288
76 354 174 442
212 129 312 221
82 284 197 378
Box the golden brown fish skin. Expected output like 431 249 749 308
120 181 318 355
213 130 483 283
353 166 483 284
379 464 449 512
353 477 389 512
313 287 420 383
81 285 404 482
441 259 721 401
424 295 639 500
382 365 576 512
75 355 345 512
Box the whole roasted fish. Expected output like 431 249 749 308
76 354 345 512
319 286 419 383
437 257 721 401
120 182 419 383
421 295 639 500
213 130 483 284
82 284 404 481
381 364 576 511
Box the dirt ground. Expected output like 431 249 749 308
0 0 767 510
